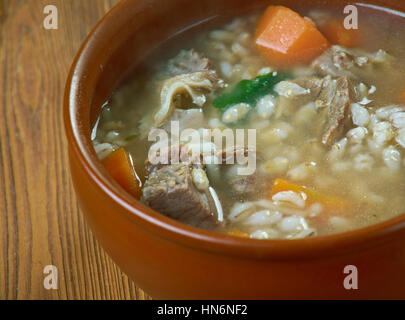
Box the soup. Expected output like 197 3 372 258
92 4 405 239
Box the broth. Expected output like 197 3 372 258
93 4 405 239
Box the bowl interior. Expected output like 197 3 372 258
65 0 405 259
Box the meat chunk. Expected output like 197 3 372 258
319 77 351 145
220 146 261 196
230 174 257 195
167 49 211 75
312 46 360 78
147 50 223 129
312 45 391 79
153 71 220 127
294 75 352 145
293 76 327 99
142 163 219 228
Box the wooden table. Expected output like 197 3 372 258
0 0 150 300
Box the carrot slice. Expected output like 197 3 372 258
270 178 351 213
321 19 359 48
227 230 250 238
102 148 142 199
255 6 329 67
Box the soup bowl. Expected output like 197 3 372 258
64 0 405 299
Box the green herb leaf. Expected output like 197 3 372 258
212 72 289 111
124 134 138 142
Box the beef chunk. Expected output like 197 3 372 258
319 77 351 145
142 163 218 228
220 146 261 197
230 174 257 195
312 46 359 78
168 49 211 76
293 76 328 99
312 45 391 79
294 75 352 145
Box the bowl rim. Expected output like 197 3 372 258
64 0 405 260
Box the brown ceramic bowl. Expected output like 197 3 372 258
64 0 405 299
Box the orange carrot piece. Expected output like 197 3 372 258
227 230 250 238
321 19 359 48
102 148 142 199
270 178 351 213
255 6 329 67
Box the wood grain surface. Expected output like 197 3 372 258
0 0 151 300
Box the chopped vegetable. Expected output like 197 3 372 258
270 178 351 213
124 134 138 142
255 6 329 66
102 148 142 199
213 72 288 111
227 230 250 238
320 19 359 48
